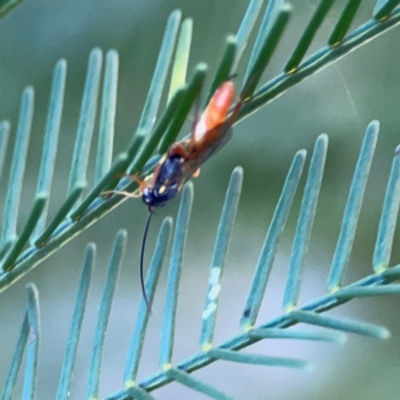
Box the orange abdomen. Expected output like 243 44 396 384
194 81 235 142
205 81 235 129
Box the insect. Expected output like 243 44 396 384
144 81 242 205
110 80 244 307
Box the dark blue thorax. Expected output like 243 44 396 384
142 155 184 207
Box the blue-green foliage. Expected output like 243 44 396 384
56 244 95 400
88 231 126 399
1 2 400 287
2 1 400 399
160 183 193 368
4 121 400 399
32 60 66 243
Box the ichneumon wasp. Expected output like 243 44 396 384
109 80 244 307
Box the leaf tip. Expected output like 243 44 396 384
280 2 293 14
303 362 314 372
91 47 103 57
107 48 118 56
368 119 380 133
56 58 67 70
232 165 244 177
170 8 182 19
26 282 38 296
116 229 128 242
226 34 237 45
0 119 10 131
318 132 329 144
35 192 49 201
86 242 97 253
296 149 307 160
379 327 391 340
24 85 35 98
336 332 348 345
196 62 209 73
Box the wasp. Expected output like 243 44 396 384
111 80 243 307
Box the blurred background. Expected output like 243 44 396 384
1 0 400 399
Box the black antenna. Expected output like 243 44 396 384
140 207 154 310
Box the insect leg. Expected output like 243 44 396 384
229 98 244 123
102 189 141 198
192 168 201 177
167 142 190 159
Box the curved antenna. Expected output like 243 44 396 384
140 208 154 309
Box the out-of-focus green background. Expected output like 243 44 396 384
1 0 400 399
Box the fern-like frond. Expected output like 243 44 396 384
4 120 400 399
1 1 400 297
238 2 400 121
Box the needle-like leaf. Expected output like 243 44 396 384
1 87 34 250
32 59 67 242
22 283 41 400
0 120 10 185
56 243 95 400
2 194 48 272
95 50 119 184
